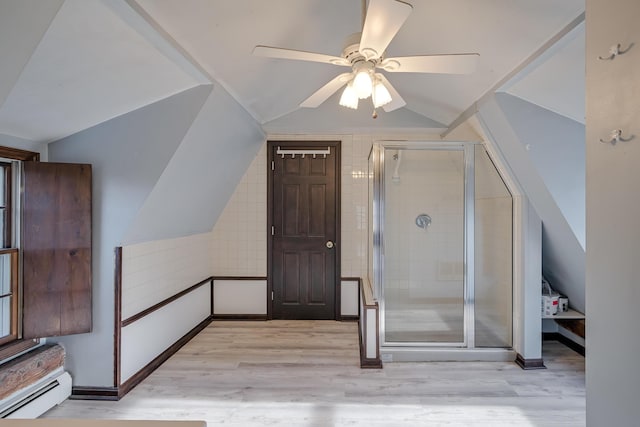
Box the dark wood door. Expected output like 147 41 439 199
269 141 340 319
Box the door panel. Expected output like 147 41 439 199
270 142 339 319
309 185 326 236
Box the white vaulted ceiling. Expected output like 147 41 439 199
0 0 586 142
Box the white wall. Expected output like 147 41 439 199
586 0 640 424
47 85 211 387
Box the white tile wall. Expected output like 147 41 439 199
211 144 267 276
211 133 441 278
121 232 212 320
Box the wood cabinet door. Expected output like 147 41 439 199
22 162 92 338
270 142 340 320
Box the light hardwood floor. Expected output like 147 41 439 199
44 321 585 426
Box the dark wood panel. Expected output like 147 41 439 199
309 184 325 237
515 353 546 370
22 162 92 339
543 332 585 356
114 247 122 388
212 314 268 320
121 277 212 327
0 146 39 162
284 156 301 175
282 252 300 304
283 184 300 236
309 156 326 176
309 251 326 304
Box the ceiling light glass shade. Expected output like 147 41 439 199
373 80 392 108
353 70 373 99
339 83 359 109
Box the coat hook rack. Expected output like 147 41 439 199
598 43 633 60
600 129 635 144
277 146 331 158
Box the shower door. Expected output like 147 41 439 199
381 146 467 345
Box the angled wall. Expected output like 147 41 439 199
495 93 585 248
123 84 265 244
476 94 585 313
47 85 211 386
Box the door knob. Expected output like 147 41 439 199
326 241 334 249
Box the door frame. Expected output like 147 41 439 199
267 140 341 320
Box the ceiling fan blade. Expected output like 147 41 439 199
360 0 413 61
300 73 353 108
253 45 349 66
379 53 479 74
377 74 406 112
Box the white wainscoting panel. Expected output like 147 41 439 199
213 280 267 315
366 307 377 359
341 280 359 317
120 285 211 382
121 232 212 319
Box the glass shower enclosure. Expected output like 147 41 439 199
368 142 513 351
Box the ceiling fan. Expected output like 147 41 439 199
253 0 479 118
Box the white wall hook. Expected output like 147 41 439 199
598 43 633 60
600 129 635 144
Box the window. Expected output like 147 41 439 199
0 147 92 361
0 161 18 347
0 148 38 358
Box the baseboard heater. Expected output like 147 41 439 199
0 369 72 419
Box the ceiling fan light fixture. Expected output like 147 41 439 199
373 79 392 108
353 69 373 99
339 82 359 109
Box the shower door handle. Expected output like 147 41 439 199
326 240 334 249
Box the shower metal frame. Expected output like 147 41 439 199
371 141 479 349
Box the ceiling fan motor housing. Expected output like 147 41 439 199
341 32 381 68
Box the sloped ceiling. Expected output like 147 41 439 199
135 0 584 128
503 24 585 124
0 0 585 142
0 0 205 142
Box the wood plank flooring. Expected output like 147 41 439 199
43 321 585 426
